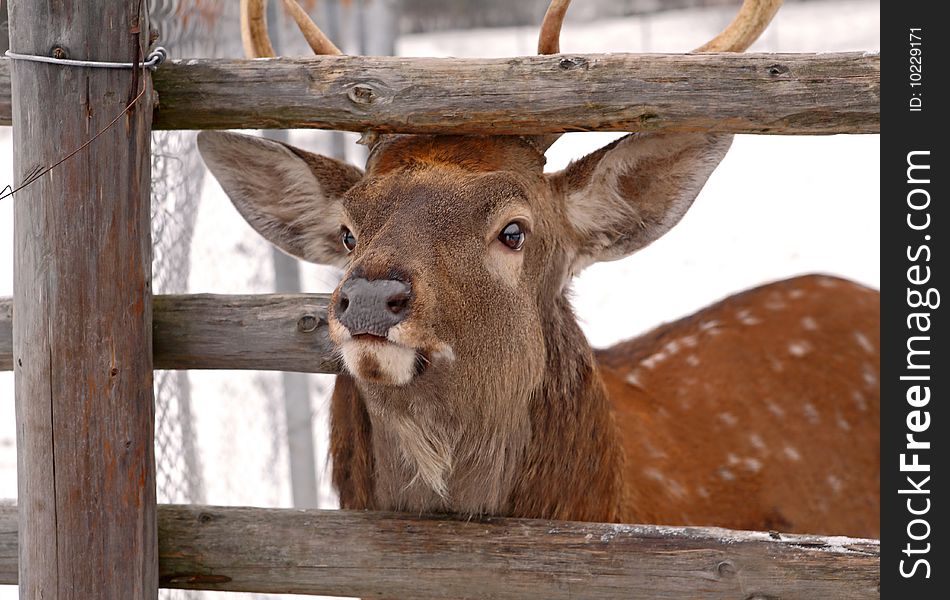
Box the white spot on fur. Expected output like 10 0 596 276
748 433 767 452
719 412 738 427
862 363 878 388
837 413 852 431
718 467 735 481
736 308 762 326
626 371 644 387
686 354 700 367
666 479 687 499
432 345 456 363
697 486 710 498
744 458 762 472
803 403 821 424
681 335 698 348
699 320 721 332
801 316 819 331
639 336 687 369
854 331 875 354
788 340 812 357
827 474 844 494
783 446 802 461
641 440 668 459
852 390 868 412
726 453 740 465
788 288 806 299
817 277 839 288
765 399 786 418
765 300 787 311
640 351 669 370
643 467 686 499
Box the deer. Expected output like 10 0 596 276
198 0 880 538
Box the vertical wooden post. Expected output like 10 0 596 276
8 1 157 598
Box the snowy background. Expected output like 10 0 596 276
0 0 878 598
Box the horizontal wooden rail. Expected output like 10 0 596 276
0 503 880 598
0 299 9 371
0 52 879 134
0 294 340 374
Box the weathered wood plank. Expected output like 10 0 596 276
8 1 157 597
1 294 340 374
0 52 879 134
153 293 339 373
0 299 9 371
0 503 880 598
0 501 13 586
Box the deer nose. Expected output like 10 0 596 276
335 277 412 337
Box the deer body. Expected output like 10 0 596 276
330 270 879 537
200 0 879 538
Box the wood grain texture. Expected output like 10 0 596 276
1 294 340 374
0 299 9 371
0 52 880 134
153 293 339 372
0 501 12 586
8 1 157 597
0 503 880 598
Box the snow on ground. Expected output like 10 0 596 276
0 1 878 598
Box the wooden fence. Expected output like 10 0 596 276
0 503 879 598
0 52 879 134
0 0 880 597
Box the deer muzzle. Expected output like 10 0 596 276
335 277 412 338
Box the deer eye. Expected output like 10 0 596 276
341 227 357 253
498 222 526 251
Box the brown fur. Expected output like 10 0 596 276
199 129 879 538
598 274 880 536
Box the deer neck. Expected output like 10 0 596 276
362 372 533 515
357 292 626 521
508 292 628 522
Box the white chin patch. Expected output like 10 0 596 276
340 340 418 386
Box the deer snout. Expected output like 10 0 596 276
335 277 412 338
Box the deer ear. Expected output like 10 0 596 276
554 132 732 269
197 131 363 268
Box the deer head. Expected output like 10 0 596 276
198 0 783 514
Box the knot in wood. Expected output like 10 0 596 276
558 56 588 71
197 512 215 524
767 64 790 76
297 314 320 333
348 84 378 105
716 560 737 579
51 46 68 60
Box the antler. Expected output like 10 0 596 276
527 0 784 153
537 0 572 55
241 0 276 58
694 0 784 53
241 0 342 59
